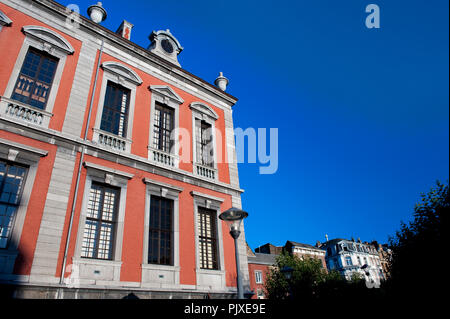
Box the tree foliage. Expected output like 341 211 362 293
264 252 370 301
387 180 448 297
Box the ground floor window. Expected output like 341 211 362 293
0 161 27 249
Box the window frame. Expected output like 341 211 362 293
92 62 141 153
147 195 174 266
99 80 131 138
148 86 183 168
197 206 219 270
141 178 182 286
0 160 29 250
10 47 59 110
190 102 219 178
152 102 175 153
3 26 73 128
73 162 132 276
0 139 46 277
255 270 263 284
80 181 120 261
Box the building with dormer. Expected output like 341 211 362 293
0 0 249 298
320 238 384 287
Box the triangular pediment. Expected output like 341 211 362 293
149 85 184 104
190 102 218 120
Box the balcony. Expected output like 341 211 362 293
93 128 131 152
0 96 53 127
148 147 177 167
194 163 217 180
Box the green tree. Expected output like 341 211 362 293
387 181 448 298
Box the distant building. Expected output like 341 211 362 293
246 243 278 299
283 241 327 270
254 243 283 255
372 242 392 280
321 238 384 286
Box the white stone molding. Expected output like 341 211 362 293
72 162 131 286
141 177 182 289
93 66 139 153
22 25 74 55
0 9 12 27
0 138 46 276
101 61 143 86
148 85 183 168
191 192 227 292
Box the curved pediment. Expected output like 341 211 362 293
0 10 12 26
190 102 219 120
22 25 74 54
102 61 143 86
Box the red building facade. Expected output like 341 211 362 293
0 0 249 298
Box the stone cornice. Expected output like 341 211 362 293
0 116 244 195
31 0 239 106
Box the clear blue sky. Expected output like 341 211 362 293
61 0 449 249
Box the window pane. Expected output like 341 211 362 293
148 196 173 265
198 207 218 270
0 162 28 249
81 183 119 260
11 48 58 110
153 104 174 152
100 82 130 137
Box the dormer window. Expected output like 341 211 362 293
148 30 183 67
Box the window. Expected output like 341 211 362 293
100 81 130 137
327 247 332 256
81 183 119 260
152 103 174 153
257 288 264 299
345 256 353 266
195 119 214 168
0 161 27 249
255 270 263 284
363 257 368 265
198 207 218 270
329 259 335 269
148 196 173 265
11 48 58 110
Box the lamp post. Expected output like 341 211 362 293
219 207 248 299
58 2 107 299
281 266 294 299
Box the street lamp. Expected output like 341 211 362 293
219 207 248 299
281 266 294 299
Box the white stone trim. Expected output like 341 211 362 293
141 177 181 288
191 103 219 180
0 139 43 275
83 161 134 179
92 68 138 153
148 85 183 168
190 102 219 121
3 27 71 124
72 164 129 285
189 191 224 204
22 25 75 55
191 193 226 291
101 61 143 86
0 9 12 26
